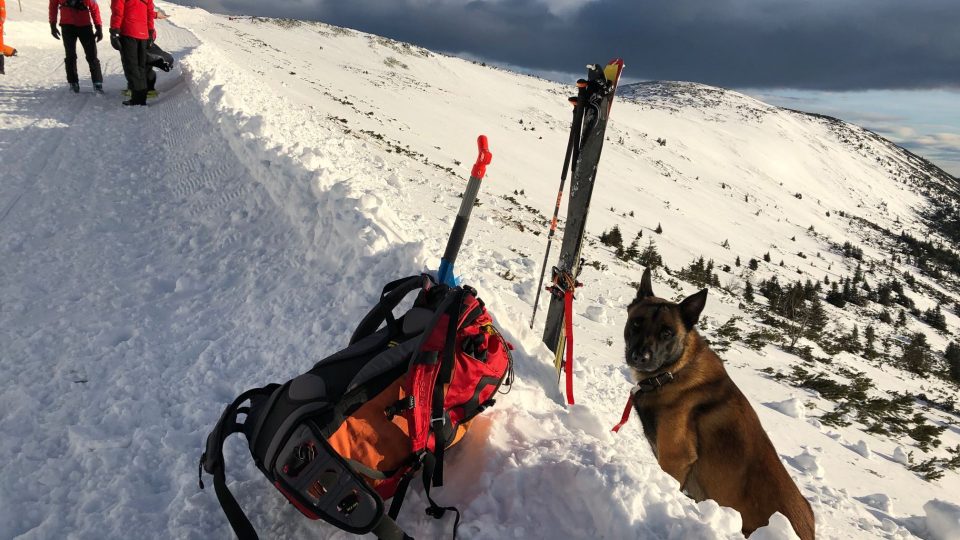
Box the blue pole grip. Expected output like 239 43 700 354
437 258 456 287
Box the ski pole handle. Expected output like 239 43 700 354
438 136 492 286
471 135 492 179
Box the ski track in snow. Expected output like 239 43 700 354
2 3 959 540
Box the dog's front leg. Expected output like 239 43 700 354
655 420 698 490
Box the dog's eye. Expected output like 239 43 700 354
660 328 674 339
632 320 642 328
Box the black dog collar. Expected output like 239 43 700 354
635 371 675 393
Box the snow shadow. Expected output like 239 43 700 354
490 313 567 405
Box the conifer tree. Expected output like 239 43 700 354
806 296 828 339
864 324 877 359
623 237 640 261
826 282 845 308
946 342 960 382
599 225 623 250
901 332 933 374
637 239 663 270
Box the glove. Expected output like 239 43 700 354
51 23 61 40
110 29 121 51
94 25 103 42
147 29 156 49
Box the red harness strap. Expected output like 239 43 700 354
611 384 641 433
563 289 576 405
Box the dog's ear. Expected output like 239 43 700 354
636 268 654 300
679 289 708 329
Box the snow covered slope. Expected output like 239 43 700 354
2 3 959 539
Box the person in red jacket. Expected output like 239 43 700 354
50 0 104 93
123 8 172 99
110 0 154 106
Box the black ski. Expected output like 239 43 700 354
537 59 624 402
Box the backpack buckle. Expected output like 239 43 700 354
384 396 415 420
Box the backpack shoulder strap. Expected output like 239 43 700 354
199 385 278 540
349 274 433 345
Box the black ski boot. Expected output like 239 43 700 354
94 82 104 94
0 55 4 75
70 83 80 93
122 89 148 106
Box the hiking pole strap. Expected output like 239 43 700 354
371 515 414 540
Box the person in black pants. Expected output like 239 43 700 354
57 24 104 92
50 0 104 92
110 0 154 106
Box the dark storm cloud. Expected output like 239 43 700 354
178 0 960 90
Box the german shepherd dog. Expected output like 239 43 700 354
624 269 814 539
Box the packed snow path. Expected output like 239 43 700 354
2 3 960 540
0 12 436 538
0 16 425 540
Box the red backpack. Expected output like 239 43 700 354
200 274 513 539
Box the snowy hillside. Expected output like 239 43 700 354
2 3 960 539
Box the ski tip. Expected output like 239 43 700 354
604 59 624 83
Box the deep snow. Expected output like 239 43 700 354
1 2 959 539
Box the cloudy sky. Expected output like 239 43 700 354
177 0 959 176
